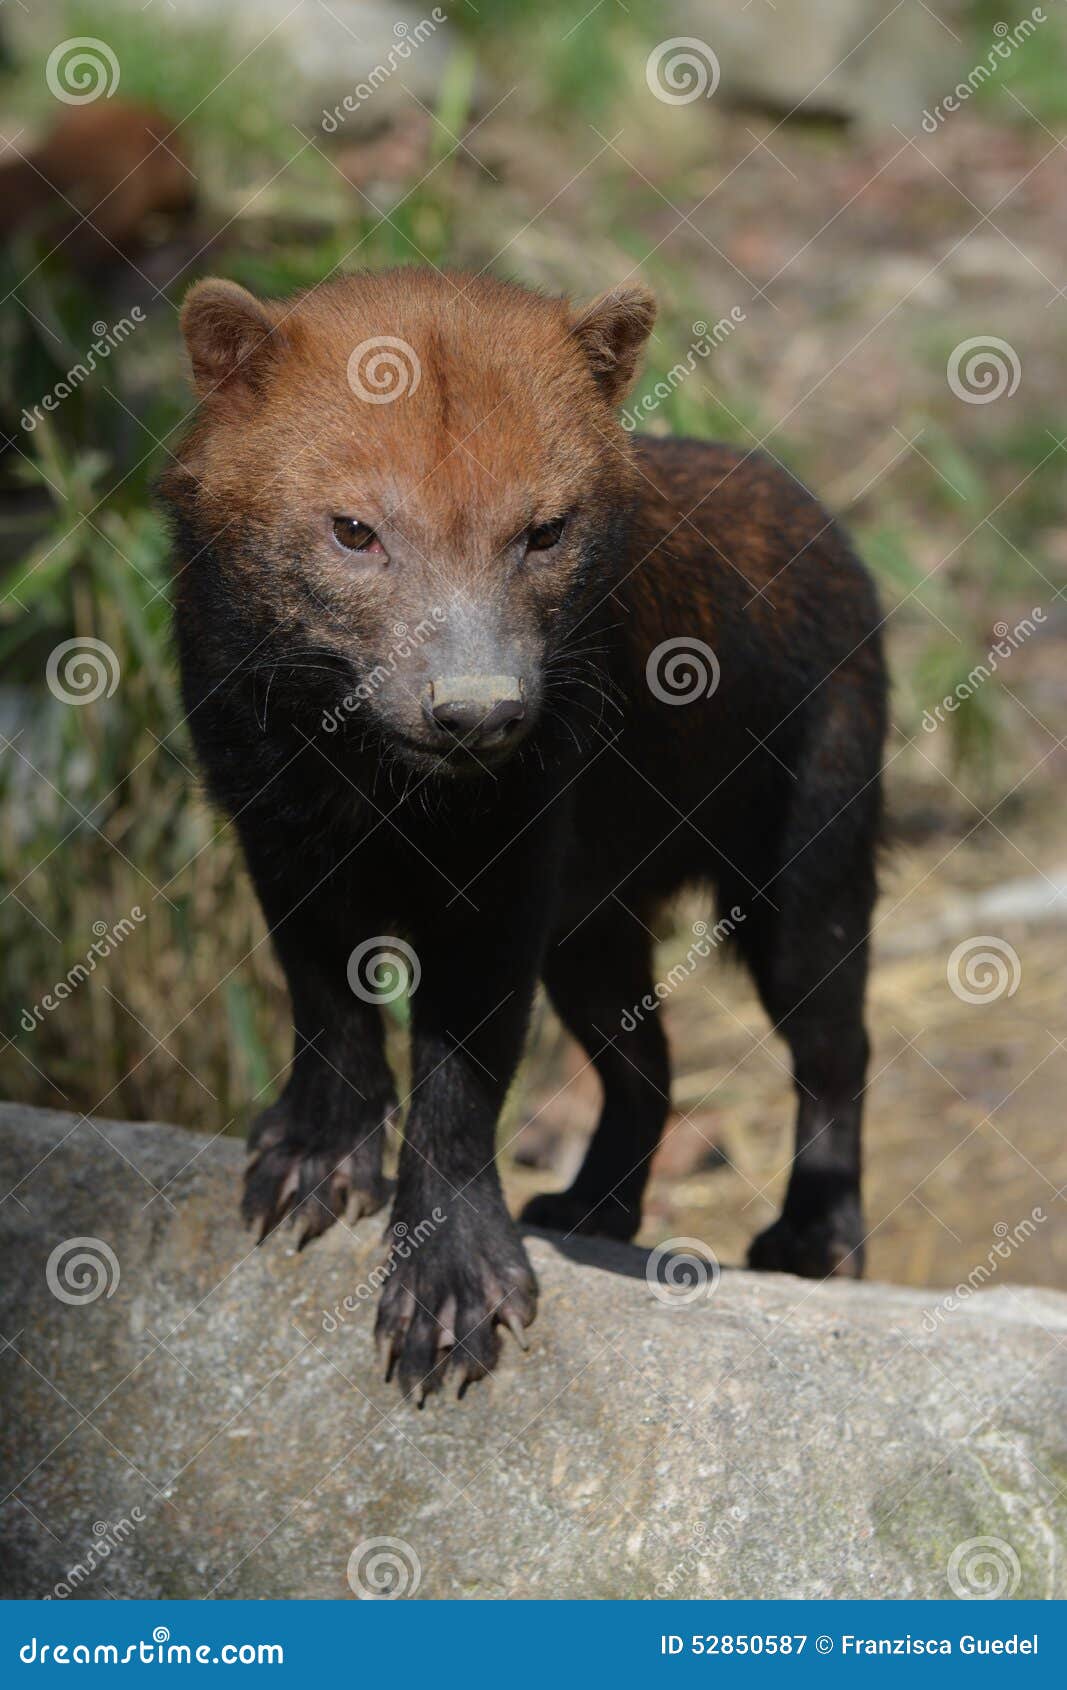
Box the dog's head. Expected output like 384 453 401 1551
163 268 655 771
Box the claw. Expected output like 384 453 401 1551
416 1372 437 1408
455 1357 487 1399
377 1332 396 1382
501 1309 530 1351
436 1297 457 1353
256 1186 297 1244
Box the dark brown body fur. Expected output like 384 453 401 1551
162 270 886 1400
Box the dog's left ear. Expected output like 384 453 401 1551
571 285 657 404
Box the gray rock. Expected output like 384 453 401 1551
661 0 965 128
1 1102 1064 1599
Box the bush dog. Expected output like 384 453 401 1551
0 103 193 261
163 269 886 1400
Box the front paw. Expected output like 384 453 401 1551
243 1100 391 1248
374 1208 537 1402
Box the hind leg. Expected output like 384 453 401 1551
743 927 871 1279
739 707 880 1278
521 913 671 1242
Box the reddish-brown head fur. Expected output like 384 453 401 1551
164 269 655 768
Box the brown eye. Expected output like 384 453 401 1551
526 516 566 553
332 516 382 553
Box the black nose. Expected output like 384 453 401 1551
424 676 526 747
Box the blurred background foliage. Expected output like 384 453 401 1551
1 0 1064 1182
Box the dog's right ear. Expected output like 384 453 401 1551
179 278 287 399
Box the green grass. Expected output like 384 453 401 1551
968 1 1067 126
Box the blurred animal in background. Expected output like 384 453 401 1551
0 100 194 265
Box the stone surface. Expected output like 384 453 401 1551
0 1103 1065 1599
664 0 964 128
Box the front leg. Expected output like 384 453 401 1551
375 835 562 1400
239 833 397 1247
243 997 394 1248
